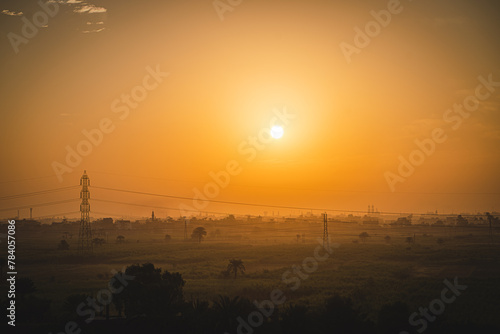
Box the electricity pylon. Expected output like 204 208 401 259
78 170 93 254
323 212 329 248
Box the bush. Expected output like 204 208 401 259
219 270 231 279
57 239 69 250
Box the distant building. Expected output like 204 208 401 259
446 217 457 225
391 216 412 226
456 215 469 226
362 215 380 226
94 217 114 229
116 219 132 230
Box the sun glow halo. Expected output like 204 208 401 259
270 125 284 139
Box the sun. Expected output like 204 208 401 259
270 125 284 139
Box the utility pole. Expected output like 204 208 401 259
78 170 92 254
323 212 329 249
184 218 188 241
486 212 493 243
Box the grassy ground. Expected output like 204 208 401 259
6 222 500 328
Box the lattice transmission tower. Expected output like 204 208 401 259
78 170 93 254
323 212 329 248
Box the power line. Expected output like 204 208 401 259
88 170 500 195
0 186 79 200
92 186 497 217
92 198 259 217
0 199 80 212
31 211 81 219
0 174 58 184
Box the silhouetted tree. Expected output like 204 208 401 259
61 293 90 321
13 278 51 324
213 295 253 333
227 259 245 279
185 299 213 333
92 238 105 246
0 257 6 278
191 227 207 243
359 232 370 243
405 236 414 244
58 239 70 250
377 301 415 334
320 294 373 333
164 234 172 242
116 235 125 243
281 303 313 334
16 277 36 297
112 263 185 319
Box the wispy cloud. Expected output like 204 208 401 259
48 0 84 3
55 0 109 34
1 9 23 16
82 28 105 34
74 4 107 14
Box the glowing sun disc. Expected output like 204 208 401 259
271 125 284 139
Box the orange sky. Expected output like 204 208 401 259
1 0 500 219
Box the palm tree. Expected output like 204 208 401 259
191 227 207 243
227 259 245 279
213 295 250 332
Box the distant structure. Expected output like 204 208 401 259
486 212 494 242
184 218 188 241
78 171 93 254
323 212 329 248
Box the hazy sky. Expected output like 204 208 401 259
1 0 500 219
